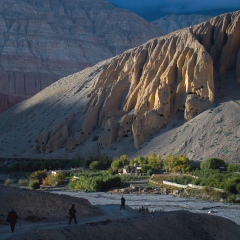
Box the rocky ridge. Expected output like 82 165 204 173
0 11 239 161
0 0 163 113
153 14 213 34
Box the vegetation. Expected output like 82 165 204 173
89 155 112 171
29 170 47 185
69 171 121 191
18 179 29 186
227 164 240 172
42 172 66 187
130 153 163 172
163 154 191 173
111 155 129 171
4 179 13 186
200 158 225 170
119 174 146 182
1 154 240 203
167 175 193 185
29 179 40 189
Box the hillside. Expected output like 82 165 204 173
12 211 240 240
152 14 213 34
0 0 163 113
0 11 240 162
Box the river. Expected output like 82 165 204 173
49 190 240 225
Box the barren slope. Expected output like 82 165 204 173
0 11 240 162
153 14 213 34
0 185 100 220
7 211 240 240
0 0 163 112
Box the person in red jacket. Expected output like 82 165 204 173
7 209 19 233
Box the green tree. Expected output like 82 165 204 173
200 158 225 170
111 155 129 171
111 159 124 171
164 154 190 173
29 179 40 189
29 170 47 184
147 153 163 170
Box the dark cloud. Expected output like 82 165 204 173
109 0 240 15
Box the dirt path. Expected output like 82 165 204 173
0 205 139 240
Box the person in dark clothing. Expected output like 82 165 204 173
69 204 77 225
7 209 18 233
120 196 125 210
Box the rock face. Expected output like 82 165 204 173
0 0 163 113
153 14 213 34
0 11 239 161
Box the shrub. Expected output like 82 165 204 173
29 170 47 184
18 179 29 186
200 158 225 170
120 174 137 182
236 184 240 194
89 156 112 171
69 171 121 191
168 175 193 185
227 164 240 172
224 178 240 194
147 169 153 176
193 169 220 178
29 180 40 189
191 178 201 185
202 187 223 201
42 172 66 187
4 179 13 186
226 194 236 203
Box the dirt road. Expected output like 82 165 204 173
0 205 138 240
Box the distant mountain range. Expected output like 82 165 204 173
152 14 213 34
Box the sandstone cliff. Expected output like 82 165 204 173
0 0 163 113
0 11 239 162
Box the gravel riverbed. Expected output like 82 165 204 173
49 190 240 225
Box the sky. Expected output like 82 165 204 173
109 0 240 20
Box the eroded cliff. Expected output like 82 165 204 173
0 0 162 112
0 11 239 160
61 11 240 151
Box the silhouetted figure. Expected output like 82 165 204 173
7 209 18 233
120 196 125 210
69 204 77 225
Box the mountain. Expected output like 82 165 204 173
0 0 163 113
152 14 213 34
0 11 240 162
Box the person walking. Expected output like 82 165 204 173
7 209 18 233
69 204 77 225
120 196 125 210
